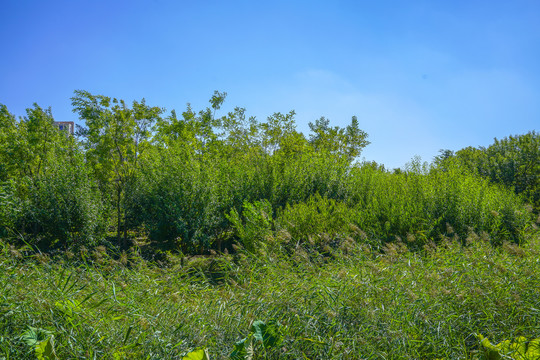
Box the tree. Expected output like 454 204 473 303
433 149 454 167
0 103 68 182
71 90 163 246
154 91 227 152
21 152 107 249
435 132 540 212
0 103 105 247
308 115 369 162
260 111 297 155
0 104 18 181
482 132 540 211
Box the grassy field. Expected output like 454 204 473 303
1 232 540 359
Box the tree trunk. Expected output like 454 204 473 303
116 185 122 248
123 207 128 249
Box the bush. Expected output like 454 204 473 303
270 151 349 209
226 199 273 253
343 161 533 247
126 147 223 252
275 194 359 250
438 131 540 212
18 160 107 249
0 180 23 239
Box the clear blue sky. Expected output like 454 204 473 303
1 0 539 168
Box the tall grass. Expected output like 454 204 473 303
1 233 539 359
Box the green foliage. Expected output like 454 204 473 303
71 90 163 245
308 115 370 161
270 150 350 209
3 91 540 360
438 131 540 212
0 180 23 238
0 103 70 182
477 335 540 360
260 110 298 154
230 338 253 360
276 194 359 252
129 94 368 252
343 160 532 246
0 102 106 249
251 320 284 348
21 327 53 348
2 93 537 258
230 320 285 359
226 200 273 253
126 146 222 252
54 299 82 321
183 348 210 360
18 159 107 249
35 336 57 360
0 104 18 181
21 327 57 360
2 235 540 359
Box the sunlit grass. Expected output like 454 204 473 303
1 233 539 359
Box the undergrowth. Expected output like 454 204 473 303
1 233 539 359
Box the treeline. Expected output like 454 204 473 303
435 132 540 212
0 91 537 255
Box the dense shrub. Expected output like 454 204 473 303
270 151 349 209
127 146 355 252
275 194 361 251
3 96 537 256
437 131 540 212
226 199 273 252
126 147 223 252
17 160 107 249
129 145 533 253
0 180 23 239
343 161 532 246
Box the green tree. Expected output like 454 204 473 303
260 111 297 154
483 133 539 209
154 91 227 152
219 107 261 153
308 115 369 162
437 132 540 211
0 104 18 182
0 103 105 248
71 90 163 246
0 103 68 182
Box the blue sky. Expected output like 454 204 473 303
1 0 539 168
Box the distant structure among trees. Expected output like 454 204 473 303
54 121 74 135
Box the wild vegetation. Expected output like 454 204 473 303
1 232 539 359
1 92 537 253
0 91 539 359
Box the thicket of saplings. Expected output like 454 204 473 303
1 92 539 359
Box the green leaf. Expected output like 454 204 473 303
478 334 540 360
183 347 210 360
230 338 253 360
251 321 265 344
35 336 57 360
526 339 540 358
21 327 52 347
54 299 81 319
251 319 284 349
